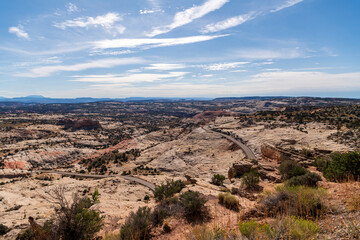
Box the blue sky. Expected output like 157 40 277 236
0 0 359 98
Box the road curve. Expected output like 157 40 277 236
203 126 256 159
37 170 155 191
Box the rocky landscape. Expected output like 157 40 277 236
0 97 359 239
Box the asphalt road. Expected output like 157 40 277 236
38 170 156 191
203 126 256 159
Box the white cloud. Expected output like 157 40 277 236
271 0 304 12
145 63 186 71
200 74 213 77
199 62 248 71
16 57 145 78
235 48 303 59
89 50 134 56
140 9 164 15
54 12 125 34
71 72 188 83
92 34 227 49
201 12 256 33
66 3 79 13
242 71 360 93
8 25 29 39
147 0 229 37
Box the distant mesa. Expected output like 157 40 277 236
57 119 102 130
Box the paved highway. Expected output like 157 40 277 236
203 126 256 159
38 170 156 191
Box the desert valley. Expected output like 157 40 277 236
0 97 359 239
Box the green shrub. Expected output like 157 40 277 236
314 152 360 181
287 172 322 187
120 207 152 240
179 191 208 221
261 185 327 219
218 193 239 211
16 228 34 240
0 224 10 236
239 220 274 240
241 169 260 190
273 216 319 240
279 161 307 180
54 196 103 240
211 174 226 186
17 187 103 240
151 208 167 227
154 180 185 201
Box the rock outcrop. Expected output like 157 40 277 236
57 119 102 130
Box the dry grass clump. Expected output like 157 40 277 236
218 192 239 211
260 185 327 219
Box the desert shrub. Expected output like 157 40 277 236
241 168 260 189
314 152 360 181
120 207 152 240
187 225 239 240
347 193 360 211
287 172 322 187
17 186 104 240
16 228 34 240
53 196 103 240
151 208 167 226
211 174 226 186
0 224 10 236
279 161 307 180
218 193 239 211
179 191 208 221
154 179 185 201
238 220 274 240
273 216 319 240
261 185 327 219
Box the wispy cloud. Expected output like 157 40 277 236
8 25 30 39
92 34 227 49
235 48 304 59
199 61 248 71
145 63 186 71
71 72 188 83
16 58 145 77
271 0 304 13
89 50 135 56
147 0 229 37
66 3 79 13
54 12 125 34
140 9 164 15
201 12 256 33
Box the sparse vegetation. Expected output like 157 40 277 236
279 160 307 180
314 152 360 181
154 179 185 201
120 207 152 240
238 220 274 239
218 192 239 210
179 191 208 221
286 172 322 187
0 224 10 236
17 187 103 240
261 185 327 219
211 174 226 186
241 168 260 190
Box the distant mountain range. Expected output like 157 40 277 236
0 95 213 104
0 95 358 104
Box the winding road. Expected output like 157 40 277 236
37 170 156 191
34 126 254 191
203 126 256 159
